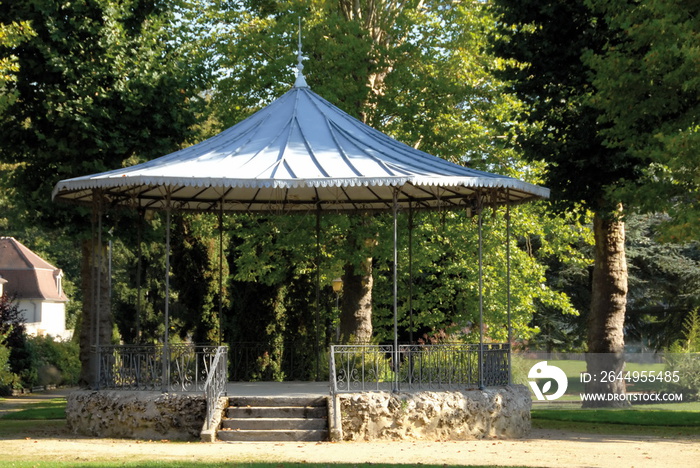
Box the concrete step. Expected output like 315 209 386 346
217 395 329 442
222 417 327 431
226 405 326 419
218 428 327 442
228 396 327 407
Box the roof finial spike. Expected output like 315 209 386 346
294 18 309 88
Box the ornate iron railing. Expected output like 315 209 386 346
203 346 229 430
330 343 510 393
330 344 395 393
96 344 224 392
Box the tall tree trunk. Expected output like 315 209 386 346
584 209 628 407
78 238 112 388
339 258 373 343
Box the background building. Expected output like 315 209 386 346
0 237 72 340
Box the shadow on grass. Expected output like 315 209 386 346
0 419 72 441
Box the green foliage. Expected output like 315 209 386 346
0 294 24 350
532 408 700 427
0 398 66 420
7 336 80 390
226 213 322 380
679 310 700 353
0 295 79 390
0 19 34 114
0 293 30 389
664 310 700 401
0 1 215 382
0 0 206 226
625 215 700 350
0 342 19 395
372 207 585 345
586 0 700 240
26 336 80 387
109 212 169 344
664 352 700 402
490 0 643 214
170 213 227 345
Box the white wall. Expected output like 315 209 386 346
18 299 72 341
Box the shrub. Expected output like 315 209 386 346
663 309 700 401
0 295 26 394
27 335 81 387
0 342 20 396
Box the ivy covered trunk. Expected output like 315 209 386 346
78 237 112 388
584 210 628 407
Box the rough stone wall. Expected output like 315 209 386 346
66 390 206 441
335 385 531 441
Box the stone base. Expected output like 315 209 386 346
66 385 530 442
66 390 206 441
330 385 531 441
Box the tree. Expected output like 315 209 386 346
204 0 582 348
0 0 209 386
585 0 700 241
0 293 30 388
490 0 644 406
369 206 585 345
170 213 227 345
0 18 33 115
625 214 700 350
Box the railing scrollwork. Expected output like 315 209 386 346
330 343 510 393
95 344 226 393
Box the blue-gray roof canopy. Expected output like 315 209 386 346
52 81 548 213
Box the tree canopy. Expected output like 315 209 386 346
12 0 698 388
586 0 700 241
0 0 208 229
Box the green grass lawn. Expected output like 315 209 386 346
0 419 66 439
531 405 700 437
524 358 673 394
515 356 698 399
532 408 700 426
0 398 66 420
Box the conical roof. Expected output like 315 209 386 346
52 82 548 213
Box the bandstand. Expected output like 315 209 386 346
53 45 547 441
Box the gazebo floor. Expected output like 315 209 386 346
224 381 329 397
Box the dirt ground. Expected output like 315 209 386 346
1 389 699 468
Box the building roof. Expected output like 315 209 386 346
53 76 549 213
0 237 67 302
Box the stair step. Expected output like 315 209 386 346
222 417 327 431
218 428 327 442
228 396 327 407
226 405 326 419
216 395 329 442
